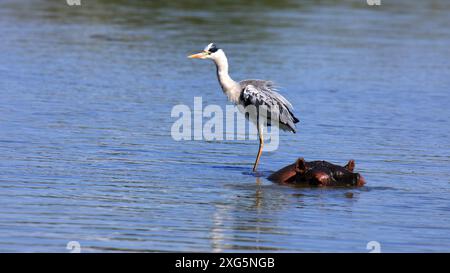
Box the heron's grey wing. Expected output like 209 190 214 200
256 81 300 125
240 80 295 111
240 83 299 133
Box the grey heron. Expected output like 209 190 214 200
188 43 299 172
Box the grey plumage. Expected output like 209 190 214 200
239 80 299 133
188 43 299 171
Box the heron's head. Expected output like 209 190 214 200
188 43 223 60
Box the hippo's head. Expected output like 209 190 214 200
294 158 365 187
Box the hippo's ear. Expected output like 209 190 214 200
295 158 307 174
345 160 355 172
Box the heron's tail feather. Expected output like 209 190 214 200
279 121 297 134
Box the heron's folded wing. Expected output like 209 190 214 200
241 84 299 131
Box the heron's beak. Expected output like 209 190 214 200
188 51 207 59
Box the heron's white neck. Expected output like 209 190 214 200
212 50 240 103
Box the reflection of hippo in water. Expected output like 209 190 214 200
268 158 365 187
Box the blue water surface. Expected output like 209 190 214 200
0 0 449 252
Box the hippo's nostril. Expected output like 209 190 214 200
354 174 360 185
354 173 366 186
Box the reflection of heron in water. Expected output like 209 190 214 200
189 43 299 172
209 177 271 252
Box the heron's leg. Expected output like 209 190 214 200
252 123 264 172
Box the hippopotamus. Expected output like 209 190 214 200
268 158 365 187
